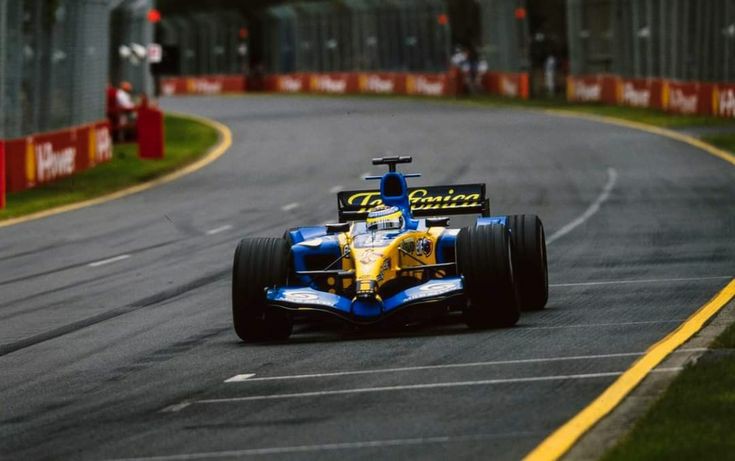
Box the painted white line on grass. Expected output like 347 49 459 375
107 432 541 460
329 185 345 194
205 224 233 235
88 254 131 268
550 275 733 288
200 372 623 404
223 349 705 384
224 373 256 383
547 167 618 245
281 202 300 212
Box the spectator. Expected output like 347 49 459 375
115 81 137 142
544 54 557 97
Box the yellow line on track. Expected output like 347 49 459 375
524 279 735 461
0 112 232 229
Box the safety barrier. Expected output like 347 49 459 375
0 141 5 209
263 71 532 98
567 74 735 118
161 76 247 96
482 72 530 100
2 121 112 194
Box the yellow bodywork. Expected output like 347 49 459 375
338 225 445 297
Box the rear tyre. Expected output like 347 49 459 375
507 215 548 311
456 224 520 328
232 237 293 342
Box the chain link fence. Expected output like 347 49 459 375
261 0 451 73
157 10 247 76
567 0 735 82
110 0 155 98
0 0 109 139
477 0 529 72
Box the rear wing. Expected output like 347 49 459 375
337 184 490 222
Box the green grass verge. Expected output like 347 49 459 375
0 114 219 221
702 132 735 154
463 95 735 129
602 315 735 461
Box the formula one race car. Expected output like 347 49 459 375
232 156 548 341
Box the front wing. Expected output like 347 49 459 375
266 276 465 323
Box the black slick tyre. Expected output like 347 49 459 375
232 237 293 342
507 215 548 311
456 224 520 328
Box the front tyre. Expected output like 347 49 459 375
232 237 293 342
507 215 548 311
456 224 520 328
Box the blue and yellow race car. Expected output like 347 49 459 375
232 156 548 341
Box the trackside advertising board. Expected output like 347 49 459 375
4 121 112 193
568 74 734 118
161 75 246 96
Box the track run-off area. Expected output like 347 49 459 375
1 95 733 460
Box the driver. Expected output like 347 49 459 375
366 205 404 232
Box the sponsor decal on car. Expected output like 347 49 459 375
280 291 335 307
404 280 461 301
342 186 483 213
416 238 433 257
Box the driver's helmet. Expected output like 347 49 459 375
366 205 404 232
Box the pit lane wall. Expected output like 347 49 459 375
2 121 112 195
159 71 530 99
567 74 735 118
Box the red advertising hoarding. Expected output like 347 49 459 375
482 72 530 99
0 140 5 209
4 121 111 193
568 73 734 118
161 75 246 96
713 83 735 118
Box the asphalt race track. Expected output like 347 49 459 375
1 95 733 460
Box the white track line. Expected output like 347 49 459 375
224 373 256 383
160 401 192 413
547 167 618 245
205 224 232 235
107 432 541 460
329 185 345 194
281 202 300 212
223 348 705 383
88 254 131 268
550 275 733 288
200 372 624 404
